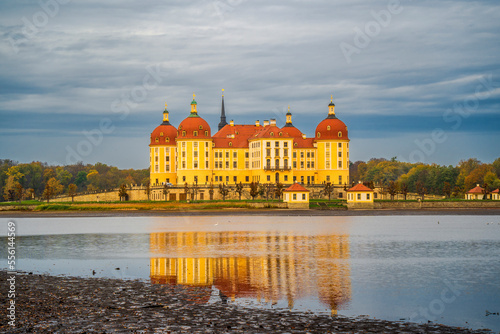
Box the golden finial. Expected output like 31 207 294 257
288 105 290 112
193 92 196 99
164 102 167 109
222 88 224 97
331 95 333 103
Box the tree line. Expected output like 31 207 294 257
350 157 500 198
1 160 149 202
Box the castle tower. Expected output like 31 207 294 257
218 89 228 131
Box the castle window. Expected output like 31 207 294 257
279 132 283 136
338 152 342 157
155 137 159 142
294 142 298 147
317 132 321 138
205 161 209 168
182 161 186 169
338 131 342 137
226 152 229 158
275 141 279 147
245 152 249 158
339 175 342 184
338 143 342 148
182 131 186 136
270 132 274 136
311 162 314 168
233 161 237 168
275 148 279 156
284 142 288 148
205 131 209 136
194 142 198 148
194 151 198 157
327 126 330 131
193 131 198 137
233 152 237 158
226 161 229 168
338 161 342 168
166 165 170 172
307 152 310 158
293 161 297 168
166 156 170 162
267 142 271 147
212 142 215 147
194 161 198 168
205 142 208 147
293 152 296 158
326 175 330 182
199 125 203 130
166 137 169 142
160 132 164 136
229 142 232 146
326 143 330 148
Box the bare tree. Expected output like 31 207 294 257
324 182 334 200
274 182 284 200
399 182 409 200
144 182 151 201
249 182 259 200
235 182 244 201
416 181 426 201
162 184 169 202
387 181 398 200
219 183 229 201
443 182 451 199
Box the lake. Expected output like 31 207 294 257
1 215 499 331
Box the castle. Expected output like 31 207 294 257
149 92 349 188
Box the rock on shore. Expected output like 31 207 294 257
0 271 493 333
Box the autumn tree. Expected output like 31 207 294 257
67 183 78 202
145 182 151 201
399 180 409 200
249 182 259 200
235 182 244 201
43 177 63 203
416 181 426 201
119 184 128 202
218 183 229 201
386 181 398 200
274 182 284 200
162 184 169 202
443 182 452 199
323 182 334 200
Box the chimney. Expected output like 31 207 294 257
263 120 270 126
270 119 276 126
230 120 234 126
255 120 260 127
302 134 306 139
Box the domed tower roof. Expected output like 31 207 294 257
177 93 211 139
315 96 349 140
150 103 177 146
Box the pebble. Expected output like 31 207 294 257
0 271 493 333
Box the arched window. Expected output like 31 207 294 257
229 142 232 146
205 130 209 136
326 126 331 131
182 131 186 136
270 132 274 137
160 132 164 136
338 131 342 137
317 132 321 138
279 132 283 136
166 137 169 142
155 137 159 143
193 131 198 137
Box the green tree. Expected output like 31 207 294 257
443 182 452 199
119 184 128 201
162 184 170 201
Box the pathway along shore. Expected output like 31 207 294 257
0 271 493 333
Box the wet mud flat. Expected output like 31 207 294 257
0 271 493 333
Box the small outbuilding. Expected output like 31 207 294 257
347 182 374 209
465 184 484 200
491 189 499 200
283 183 310 209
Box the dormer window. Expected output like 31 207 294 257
199 125 203 130
193 131 198 137
205 130 208 136
270 132 274 136
182 131 186 136
317 132 321 138
166 137 170 142
327 126 331 131
155 137 159 143
338 131 342 137
229 142 233 147
160 132 164 136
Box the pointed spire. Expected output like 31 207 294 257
328 94 336 118
284 105 293 127
190 93 198 115
162 102 170 125
218 88 228 131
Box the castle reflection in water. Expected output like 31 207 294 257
150 231 351 313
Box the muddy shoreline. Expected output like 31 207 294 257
0 271 494 333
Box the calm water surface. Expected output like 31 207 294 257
1 215 499 331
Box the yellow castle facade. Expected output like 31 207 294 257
149 92 350 187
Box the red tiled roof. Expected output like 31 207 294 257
177 115 211 139
252 125 293 139
284 183 309 192
467 185 484 194
213 124 260 148
492 189 499 194
149 124 177 146
293 137 315 148
315 117 349 140
347 183 373 192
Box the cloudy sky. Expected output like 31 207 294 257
1 0 499 169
